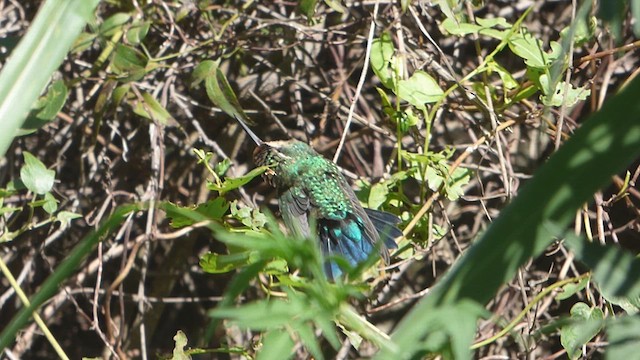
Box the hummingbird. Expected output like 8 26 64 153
234 116 401 279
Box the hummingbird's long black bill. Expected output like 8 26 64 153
233 114 263 146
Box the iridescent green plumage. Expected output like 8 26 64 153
236 117 400 278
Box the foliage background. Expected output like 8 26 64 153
1 0 640 359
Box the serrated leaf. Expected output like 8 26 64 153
540 75 590 107
208 165 269 195
296 322 323 360
509 31 549 69
214 158 232 177
229 200 267 230
199 251 253 273
165 198 229 228
444 167 472 201
20 152 55 195
257 330 295 360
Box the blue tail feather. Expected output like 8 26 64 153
319 209 402 279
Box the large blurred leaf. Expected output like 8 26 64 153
0 0 100 156
599 0 640 39
376 73 640 359
0 204 139 350
606 316 640 359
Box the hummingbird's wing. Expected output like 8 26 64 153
363 208 402 250
278 188 311 239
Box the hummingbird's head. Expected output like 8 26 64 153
254 140 315 166
232 115 318 186
254 140 318 186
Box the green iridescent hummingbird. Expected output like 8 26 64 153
234 116 401 279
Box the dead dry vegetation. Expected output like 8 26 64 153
1 0 640 359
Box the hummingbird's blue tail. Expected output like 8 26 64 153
320 209 401 279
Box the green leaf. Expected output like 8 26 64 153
368 182 389 210
257 330 295 360
324 0 346 14
126 20 150 45
164 198 229 228
214 158 232 177
0 206 19 217
111 43 148 82
299 0 318 19
560 302 604 360
606 316 640 359
20 152 55 195
171 330 191 360
441 18 482 36
433 0 459 23
0 0 100 156
208 165 269 195
508 30 550 69
379 64 640 360
539 75 590 107
211 299 298 330
370 32 396 90
564 234 640 299
487 60 518 90
444 166 472 201
43 192 58 214
229 201 267 230
132 91 174 125
193 60 253 124
20 79 68 136
200 251 253 274
555 276 589 301
602 294 640 315
397 71 444 109
598 0 626 40
441 17 511 40
99 13 130 37
560 16 596 46
55 211 83 227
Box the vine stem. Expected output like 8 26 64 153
470 273 590 350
